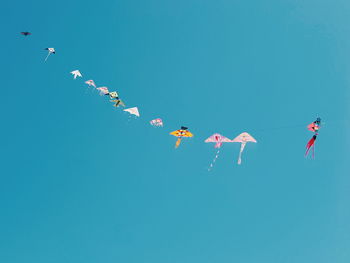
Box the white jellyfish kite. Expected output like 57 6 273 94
85 80 96 88
71 70 82 79
124 107 140 117
96 87 109 95
205 133 232 170
150 118 163 127
44 48 55 61
232 132 257 165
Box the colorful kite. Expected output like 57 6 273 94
124 107 140 117
44 48 55 61
111 99 125 108
96 87 109 95
305 117 321 158
85 80 96 88
170 126 193 148
71 70 82 79
232 132 257 165
108 91 118 99
150 118 163 127
205 133 232 170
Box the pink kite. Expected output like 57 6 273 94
232 132 257 165
305 117 321 158
205 133 232 170
96 87 109 95
150 118 163 127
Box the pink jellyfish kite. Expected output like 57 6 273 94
232 132 257 165
305 117 321 158
205 133 232 170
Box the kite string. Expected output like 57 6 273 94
208 149 220 171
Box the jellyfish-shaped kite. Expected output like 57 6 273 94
305 117 321 158
85 80 96 88
124 107 140 117
170 126 193 148
232 132 257 165
44 48 55 61
205 133 232 170
150 118 163 127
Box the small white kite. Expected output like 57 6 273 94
71 70 82 79
44 48 55 61
96 87 109 95
232 132 257 165
124 107 140 117
85 80 96 88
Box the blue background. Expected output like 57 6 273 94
1 0 350 262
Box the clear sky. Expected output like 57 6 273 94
1 0 350 262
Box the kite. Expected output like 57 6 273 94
205 133 232 170
124 107 140 117
111 99 125 108
21 32 31 36
232 132 257 165
96 87 109 95
150 118 163 127
170 126 193 148
71 70 82 79
44 48 55 61
108 91 118 99
85 80 96 88
305 117 321 158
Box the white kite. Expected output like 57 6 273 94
85 80 96 88
44 48 55 61
124 107 140 117
71 70 82 79
232 132 257 165
96 87 109 95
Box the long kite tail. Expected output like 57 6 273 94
175 137 182 148
305 135 317 157
208 149 220 171
44 52 50 62
237 142 246 165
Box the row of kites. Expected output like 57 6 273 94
20 33 321 170
71 66 322 170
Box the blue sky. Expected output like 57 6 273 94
1 0 350 262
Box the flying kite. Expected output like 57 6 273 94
232 132 257 165
21 32 31 36
170 126 193 148
108 91 118 99
96 87 109 95
150 118 163 127
124 107 140 117
85 80 96 88
205 133 232 170
305 117 321 158
44 48 55 61
71 70 82 79
111 99 125 108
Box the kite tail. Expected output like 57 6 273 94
305 135 317 158
44 52 50 62
237 143 246 165
175 137 182 148
208 149 220 171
